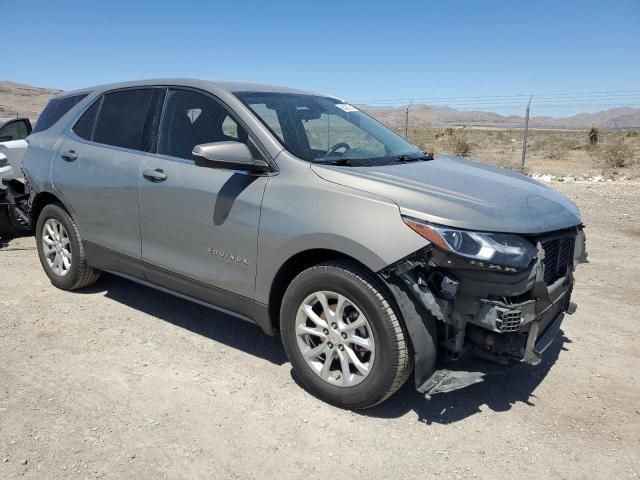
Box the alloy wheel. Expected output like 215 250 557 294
42 218 72 277
295 290 375 387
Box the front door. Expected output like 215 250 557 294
137 88 268 309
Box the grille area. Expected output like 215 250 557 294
496 309 523 332
541 235 575 285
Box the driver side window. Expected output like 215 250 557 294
157 89 249 160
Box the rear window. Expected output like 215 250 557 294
93 89 155 150
32 94 88 133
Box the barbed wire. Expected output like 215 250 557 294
352 89 640 105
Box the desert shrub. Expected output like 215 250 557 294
535 132 584 159
589 126 599 146
444 127 454 137
493 157 513 169
453 135 473 157
626 130 638 138
495 130 509 141
599 137 634 169
416 139 437 154
543 144 569 160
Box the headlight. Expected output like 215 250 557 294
402 216 537 270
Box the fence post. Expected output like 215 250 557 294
521 97 532 170
404 100 413 139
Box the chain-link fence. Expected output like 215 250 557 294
3 91 640 178
360 93 640 179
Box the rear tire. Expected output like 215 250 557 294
281 260 412 409
35 203 101 290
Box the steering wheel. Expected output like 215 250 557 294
326 142 351 156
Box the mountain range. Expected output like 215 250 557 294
1 81 638 130
359 103 640 130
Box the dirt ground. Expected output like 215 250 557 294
1 181 639 480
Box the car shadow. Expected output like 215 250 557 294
213 173 258 226
357 331 570 424
78 273 287 366
79 273 568 423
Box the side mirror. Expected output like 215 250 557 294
192 142 269 173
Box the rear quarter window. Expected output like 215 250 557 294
72 98 102 141
32 94 88 133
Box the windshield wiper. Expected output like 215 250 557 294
315 158 364 167
393 152 435 163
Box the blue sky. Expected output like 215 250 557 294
3 0 639 102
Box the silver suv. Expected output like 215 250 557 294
21 79 587 409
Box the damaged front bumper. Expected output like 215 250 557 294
380 226 587 397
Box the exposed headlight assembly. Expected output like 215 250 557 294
403 216 537 270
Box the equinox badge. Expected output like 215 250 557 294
208 248 249 266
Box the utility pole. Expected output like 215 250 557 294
404 100 413 139
521 95 533 170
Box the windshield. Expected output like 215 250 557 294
234 92 423 165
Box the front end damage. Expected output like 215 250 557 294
379 226 588 398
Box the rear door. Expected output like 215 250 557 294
137 88 268 305
52 88 164 271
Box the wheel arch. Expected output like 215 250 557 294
31 191 71 226
265 246 439 393
267 248 375 333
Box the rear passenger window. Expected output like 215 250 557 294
32 94 88 133
73 98 102 141
93 89 154 150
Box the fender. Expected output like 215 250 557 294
381 273 438 389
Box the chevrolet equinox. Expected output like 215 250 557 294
20 79 587 409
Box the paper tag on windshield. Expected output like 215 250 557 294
335 103 359 112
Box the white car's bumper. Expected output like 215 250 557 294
0 139 28 175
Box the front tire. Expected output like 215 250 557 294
35 203 101 290
281 260 412 409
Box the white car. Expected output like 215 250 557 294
0 118 31 180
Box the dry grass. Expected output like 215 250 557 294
401 125 640 178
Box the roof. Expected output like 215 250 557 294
56 78 335 100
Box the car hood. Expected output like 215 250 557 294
310 155 581 234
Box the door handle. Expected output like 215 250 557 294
143 168 168 182
61 150 78 161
